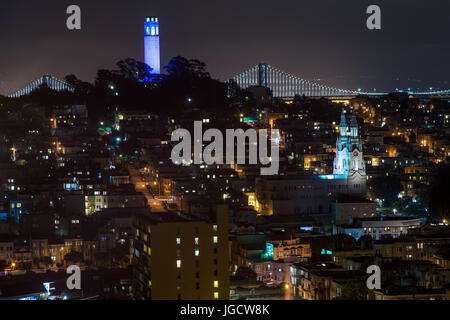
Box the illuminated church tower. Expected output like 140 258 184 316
333 108 366 195
144 16 160 74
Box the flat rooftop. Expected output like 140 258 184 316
137 211 203 224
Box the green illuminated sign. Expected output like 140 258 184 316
266 243 274 259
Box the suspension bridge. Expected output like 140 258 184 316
229 63 450 98
8 74 74 98
7 65 450 99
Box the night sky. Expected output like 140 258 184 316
0 0 449 95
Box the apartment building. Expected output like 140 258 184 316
132 205 229 300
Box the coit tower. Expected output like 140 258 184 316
144 16 160 74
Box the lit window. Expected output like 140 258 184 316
214 292 219 299
195 249 199 256
194 237 199 245
213 225 218 232
176 260 181 268
214 281 219 288
176 238 181 245
213 236 218 244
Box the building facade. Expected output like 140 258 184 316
334 217 421 241
132 205 229 300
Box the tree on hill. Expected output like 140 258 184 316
117 58 153 81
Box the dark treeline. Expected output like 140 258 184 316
2 56 255 123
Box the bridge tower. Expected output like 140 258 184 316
257 63 268 87
144 16 160 74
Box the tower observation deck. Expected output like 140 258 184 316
144 16 161 75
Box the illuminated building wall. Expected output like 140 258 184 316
268 239 312 261
10 200 25 223
144 16 160 74
64 193 146 216
132 206 229 300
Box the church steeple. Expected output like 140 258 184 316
350 114 358 137
329 108 366 197
334 108 365 178
339 108 348 136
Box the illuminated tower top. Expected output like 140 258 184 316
145 16 159 37
339 108 348 136
144 16 161 75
